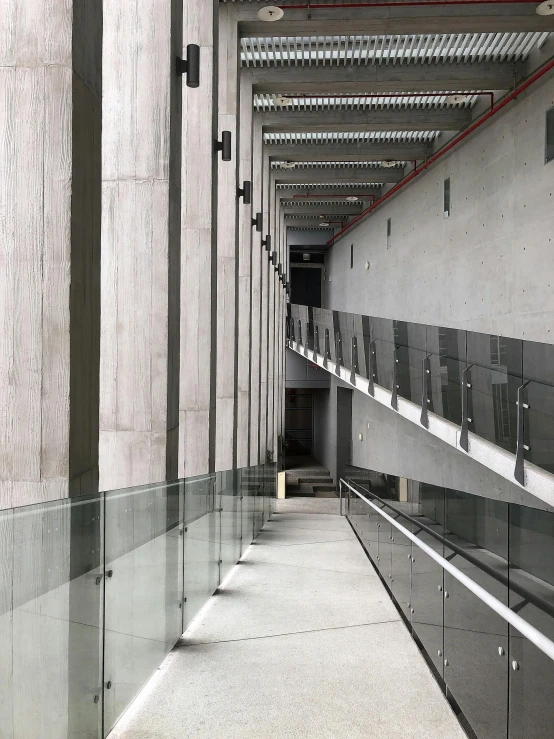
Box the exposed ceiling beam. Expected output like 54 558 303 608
274 168 402 184
262 108 471 133
277 186 382 199
268 143 428 162
251 62 516 95
282 205 363 216
237 5 554 36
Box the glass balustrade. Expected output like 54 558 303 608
344 476 554 739
289 303 554 480
0 463 276 739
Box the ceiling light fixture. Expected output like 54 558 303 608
536 0 554 13
319 222 330 227
445 94 471 105
258 6 285 21
280 161 296 169
346 196 359 202
381 160 397 168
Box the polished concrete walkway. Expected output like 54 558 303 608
111 507 465 739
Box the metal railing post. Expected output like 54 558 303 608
391 348 398 410
460 364 473 451
515 381 531 485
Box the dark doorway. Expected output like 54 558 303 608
285 389 313 455
290 267 321 308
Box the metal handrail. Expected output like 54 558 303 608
340 478 554 663
344 478 554 622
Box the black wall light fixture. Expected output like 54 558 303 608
262 234 271 250
272 251 278 268
215 131 232 161
177 44 200 88
237 181 252 204
252 213 263 232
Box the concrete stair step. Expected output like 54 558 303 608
297 476 333 485
312 484 336 493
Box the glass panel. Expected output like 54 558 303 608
525 381 554 475
377 511 393 582
371 317 395 391
391 513 413 621
240 467 255 556
347 488 379 561
104 481 184 733
443 489 509 739
8 495 104 738
183 475 219 628
508 502 554 739
411 483 445 678
395 321 426 406
427 325 466 426
218 469 242 584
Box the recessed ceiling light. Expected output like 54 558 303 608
273 94 293 106
445 94 471 105
346 196 359 201
280 161 296 169
536 0 554 13
381 160 397 168
319 222 330 227
258 6 285 21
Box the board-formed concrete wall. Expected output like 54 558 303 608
325 73 554 345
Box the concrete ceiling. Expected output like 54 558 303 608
221 1 553 231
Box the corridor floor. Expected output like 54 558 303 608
110 507 466 739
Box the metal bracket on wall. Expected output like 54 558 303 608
290 318 295 343
350 336 360 386
515 381 531 485
297 320 303 348
420 355 432 429
335 332 343 376
323 328 330 369
459 364 474 451
368 340 376 396
315 325 320 355
391 349 399 410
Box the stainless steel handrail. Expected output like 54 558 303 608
340 477 554 663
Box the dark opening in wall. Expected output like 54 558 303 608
444 177 451 218
386 217 392 249
547 106 554 164
350 243 354 269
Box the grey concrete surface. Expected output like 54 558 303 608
110 510 465 739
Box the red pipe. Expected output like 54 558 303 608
326 55 554 246
280 1 540 8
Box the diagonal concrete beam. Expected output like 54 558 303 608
268 142 428 162
251 62 516 95
237 4 554 36
262 108 471 133
274 167 402 184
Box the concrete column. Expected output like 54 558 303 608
0 0 101 507
100 0 181 489
249 114 263 465
215 4 239 471
236 72 253 469
259 149 271 462
180 0 218 478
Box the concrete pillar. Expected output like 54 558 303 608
100 0 181 490
0 0 101 507
180 0 218 478
236 72 253 469
249 114 263 465
259 149 271 462
215 4 239 471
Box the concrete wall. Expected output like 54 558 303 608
286 348 330 389
0 0 102 507
325 73 554 344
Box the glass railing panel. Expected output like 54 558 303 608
524 381 554 475
370 317 395 391
508 501 554 739
410 483 445 678
252 466 265 538
183 474 219 629
218 469 242 585
467 364 520 455
103 480 184 733
377 511 393 582
240 467 255 556
443 489 509 739
347 488 379 559
5 495 104 739
390 515 413 621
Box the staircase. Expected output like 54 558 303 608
285 467 337 498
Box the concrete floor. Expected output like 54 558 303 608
110 509 466 739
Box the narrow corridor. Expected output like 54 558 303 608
111 503 465 739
